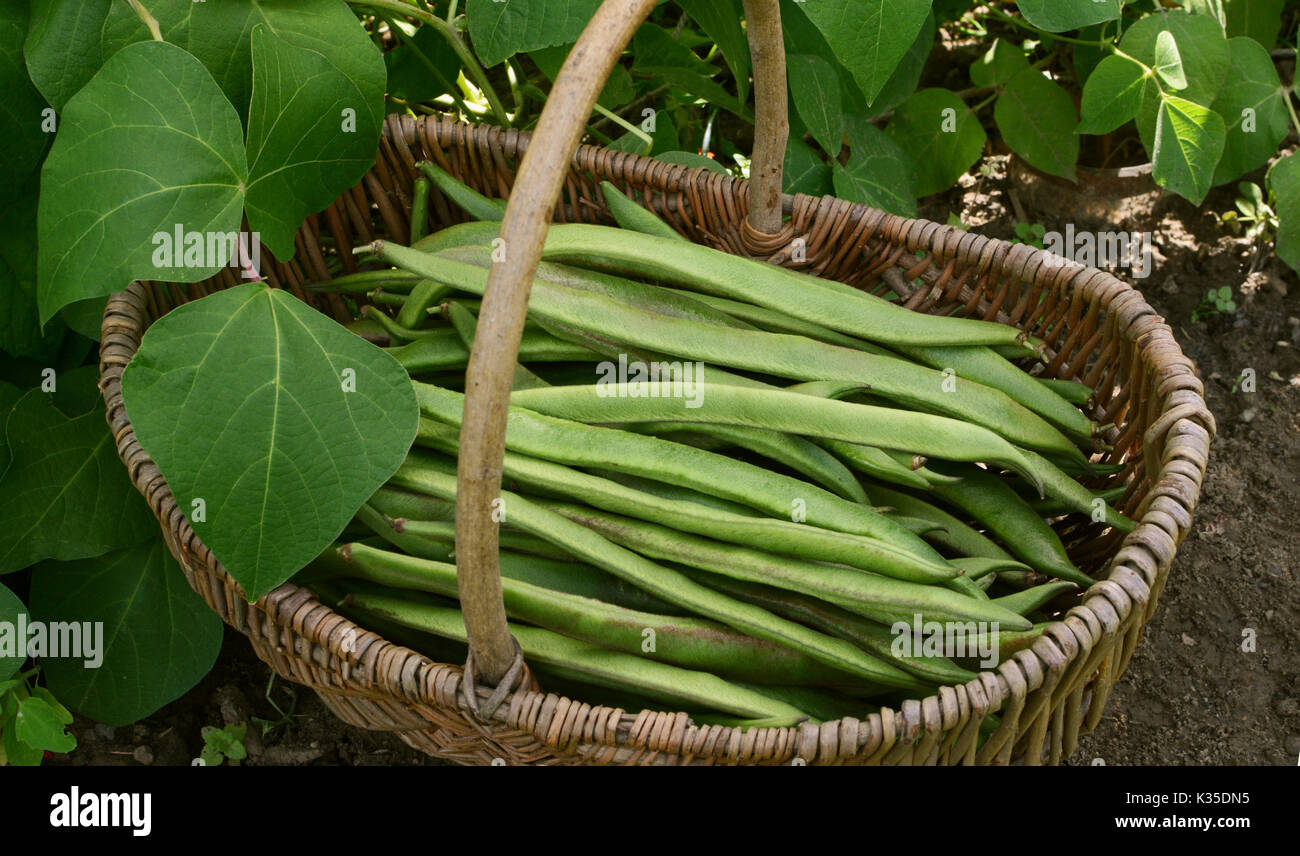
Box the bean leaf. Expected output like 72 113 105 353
119 284 419 601
798 0 933 105
1014 0 1122 32
14 695 75 754
677 0 751 104
996 68 1079 181
886 88 987 197
244 22 385 261
1269 153 1300 273
1 188 65 361
0 391 156 574
36 41 248 326
0 1 49 207
1150 93 1226 205
833 117 917 217
1183 0 1286 46
22 0 113 111
1120 11 1228 108
788 54 844 155
0 581 27 679
1154 30 1188 90
1077 54 1148 136
29 539 223 726
868 12 934 117
467 0 602 68
1209 38 1289 186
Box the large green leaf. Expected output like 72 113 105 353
29 539 223 726
784 137 833 197
631 25 748 119
244 22 385 261
677 0 750 104
1269 153 1300 273
798 0 933 105
788 54 843 155
1119 10 1229 107
0 390 156 574
119 284 418 600
886 88 987 197
1209 37 1289 185
1077 54 1148 135
0 1 48 207
14 695 75 753
996 68 1079 181
1 187 65 361
387 22 461 104
467 0 603 68
0 581 27 679
1015 0 1122 32
1150 93 1226 204
36 41 248 326
969 39 1029 89
833 117 917 217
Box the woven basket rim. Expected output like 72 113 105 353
98 116 1216 764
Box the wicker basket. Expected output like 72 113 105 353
98 1 1214 765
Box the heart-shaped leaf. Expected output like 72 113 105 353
886 88 987 197
1150 93 1226 205
784 138 833 197
996 68 1079 181
789 54 844 155
22 0 114 111
0 391 156 574
1154 30 1188 90
244 22 385 260
1120 10 1228 108
798 0 933 105
677 0 750 104
1077 54 1147 136
1269 152 1300 272
120 284 419 600
0 2 49 207
36 40 248 326
1209 37 1289 186
969 39 1029 89
29 539 223 726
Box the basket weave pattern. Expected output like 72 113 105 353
98 115 1214 765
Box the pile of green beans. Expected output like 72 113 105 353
298 174 1133 732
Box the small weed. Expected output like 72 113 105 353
1192 286 1237 322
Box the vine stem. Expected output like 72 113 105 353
125 0 163 41
348 0 511 127
1284 87 1300 138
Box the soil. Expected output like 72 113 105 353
46 149 1300 768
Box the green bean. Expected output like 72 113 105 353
949 557 1032 578
818 438 931 490
385 459 933 688
1023 485 1126 516
684 573 981 686
600 181 686 241
309 269 421 295
944 572 991 602
345 317 389 345
334 540 858 687
341 593 810 721
545 501 1028 627
357 504 572 562
411 220 503 254
538 224 1040 353
859 481 1016 561
684 292 891 352
414 384 939 552
1036 377 1094 406
365 288 407 308
388 326 599 374
365 485 456 521
925 462 1094 587
396 280 454 329
363 305 427 342
738 683 882 723
403 439 954 582
633 422 869 503
1019 449 1134 533
416 160 507 221
990 581 1080 616
409 176 430 244
371 241 1078 461
504 381 1046 494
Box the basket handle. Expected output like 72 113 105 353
456 0 788 686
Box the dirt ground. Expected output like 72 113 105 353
47 150 1299 767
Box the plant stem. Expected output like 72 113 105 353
125 0 163 41
1284 87 1300 138
349 0 511 126
593 102 652 149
